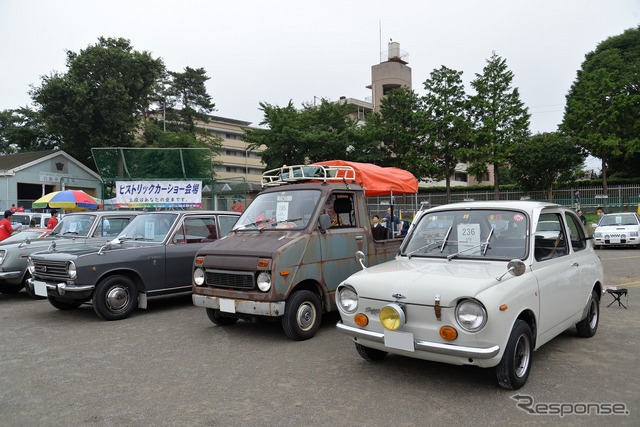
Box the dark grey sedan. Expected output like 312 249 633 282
27 211 239 320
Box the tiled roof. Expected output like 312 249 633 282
0 150 58 171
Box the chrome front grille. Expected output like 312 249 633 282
32 260 68 281
205 269 255 290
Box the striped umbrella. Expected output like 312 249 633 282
32 190 100 210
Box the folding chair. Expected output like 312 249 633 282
606 288 628 309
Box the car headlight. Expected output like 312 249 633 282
630 231 638 237
0 249 5 265
257 272 271 292
594 232 602 238
67 261 77 279
380 303 406 331
193 268 205 286
455 299 487 332
27 257 35 274
337 286 359 314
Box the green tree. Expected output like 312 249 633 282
165 67 215 134
562 26 640 194
467 52 530 199
362 87 432 180
30 37 165 169
0 107 59 154
510 132 586 200
421 66 472 202
245 99 359 170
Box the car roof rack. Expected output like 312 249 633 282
262 164 356 187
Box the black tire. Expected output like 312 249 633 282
593 245 600 250
281 290 322 341
22 273 46 300
355 343 388 361
206 308 239 326
496 320 533 390
576 290 600 338
0 283 24 294
92 275 138 321
47 296 82 310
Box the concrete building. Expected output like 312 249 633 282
0 150 102 211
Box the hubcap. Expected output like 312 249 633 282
514 334 531 378
106 286 129 311
589 299 598 329
296 302 316 331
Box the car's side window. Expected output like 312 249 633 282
534 213 569 261
175 217 218 244
565 213 586 252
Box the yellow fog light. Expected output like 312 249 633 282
379 303 405 331
439 326 458 341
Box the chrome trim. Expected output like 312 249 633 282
336 321 500 359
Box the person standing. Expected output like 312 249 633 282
577 209 587 226
574 191 581 211
0 210 21 241
47 209 59 230
384 207 402 237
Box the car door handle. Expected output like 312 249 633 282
355 235 363 241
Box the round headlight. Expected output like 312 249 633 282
193 268 205 286
337 286 358 314
257 272 271 292
380 303 406 331
455 299 487 332
67 261 77 279
27 257 35 274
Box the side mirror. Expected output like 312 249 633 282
496 259 526 282
318 213 331 233
591 223 598 228
355 250 367 270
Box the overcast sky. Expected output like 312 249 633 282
1 0 639 139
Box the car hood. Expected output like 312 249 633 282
595 225 639 232
198 230 305 258
343 257 512 307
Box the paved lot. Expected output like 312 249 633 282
1 248 639 427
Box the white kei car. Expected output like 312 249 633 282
592 212 640 249
335 201 603 390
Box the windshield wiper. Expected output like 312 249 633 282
407 240 444 258
440 226 453 253
447 228 495 261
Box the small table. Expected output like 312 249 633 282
606 288 628 309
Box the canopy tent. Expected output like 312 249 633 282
313 160 418 196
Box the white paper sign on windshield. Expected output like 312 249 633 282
276 202 289 222
457 223 481 255
144 222 155 240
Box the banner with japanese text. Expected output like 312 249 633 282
115 181 202 209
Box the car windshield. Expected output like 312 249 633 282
598 214 639 227
401 209 529 260
49 215 96 237
117 213 178 242
233 190 321 231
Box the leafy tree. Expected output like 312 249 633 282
30 37 165 169
0 107 59 154
421 66 472 202
245 99 359 169
467 52 530 199
165 67 215 134
562 26 640 194
510 132 586 200
362 87 433 180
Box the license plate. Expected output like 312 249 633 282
219 298 236 313
384 330 415 352
34 280 48 297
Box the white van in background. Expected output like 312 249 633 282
11 213 53 228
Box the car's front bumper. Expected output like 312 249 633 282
336 321 500 363
192 294 286 317
594 236 639 246
27 278 95 299
0 269 22 283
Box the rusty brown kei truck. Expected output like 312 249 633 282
192 162 418 340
